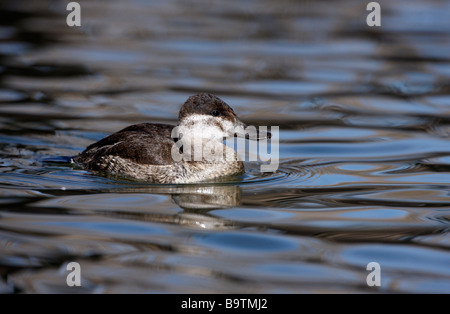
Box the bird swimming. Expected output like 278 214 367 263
72 93 270 183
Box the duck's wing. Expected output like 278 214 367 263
73 123 177 168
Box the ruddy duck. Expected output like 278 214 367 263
73 93 270 183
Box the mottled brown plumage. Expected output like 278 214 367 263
76 123 175 169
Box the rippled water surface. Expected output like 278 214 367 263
1 0 450 293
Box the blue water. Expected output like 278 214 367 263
0 0 449 293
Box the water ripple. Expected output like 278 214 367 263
1 0 450 294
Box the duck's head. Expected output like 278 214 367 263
176 93 270 141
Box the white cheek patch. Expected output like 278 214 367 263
177 114 236 141
222 119 237 137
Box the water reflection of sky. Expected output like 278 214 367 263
0 0 449 293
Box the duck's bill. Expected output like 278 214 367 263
231 122 272 141
244 129 272 141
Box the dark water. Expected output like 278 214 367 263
1 0 450 293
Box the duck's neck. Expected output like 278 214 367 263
176 137 238 163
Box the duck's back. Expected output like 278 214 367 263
73 123 176 170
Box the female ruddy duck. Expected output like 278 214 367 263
73 93 270 183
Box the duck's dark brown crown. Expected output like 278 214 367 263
178 93 236 123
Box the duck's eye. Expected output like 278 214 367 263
211 110 220 117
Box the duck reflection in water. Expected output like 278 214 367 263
109 184 242 231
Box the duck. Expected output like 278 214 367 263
72 93 270 183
